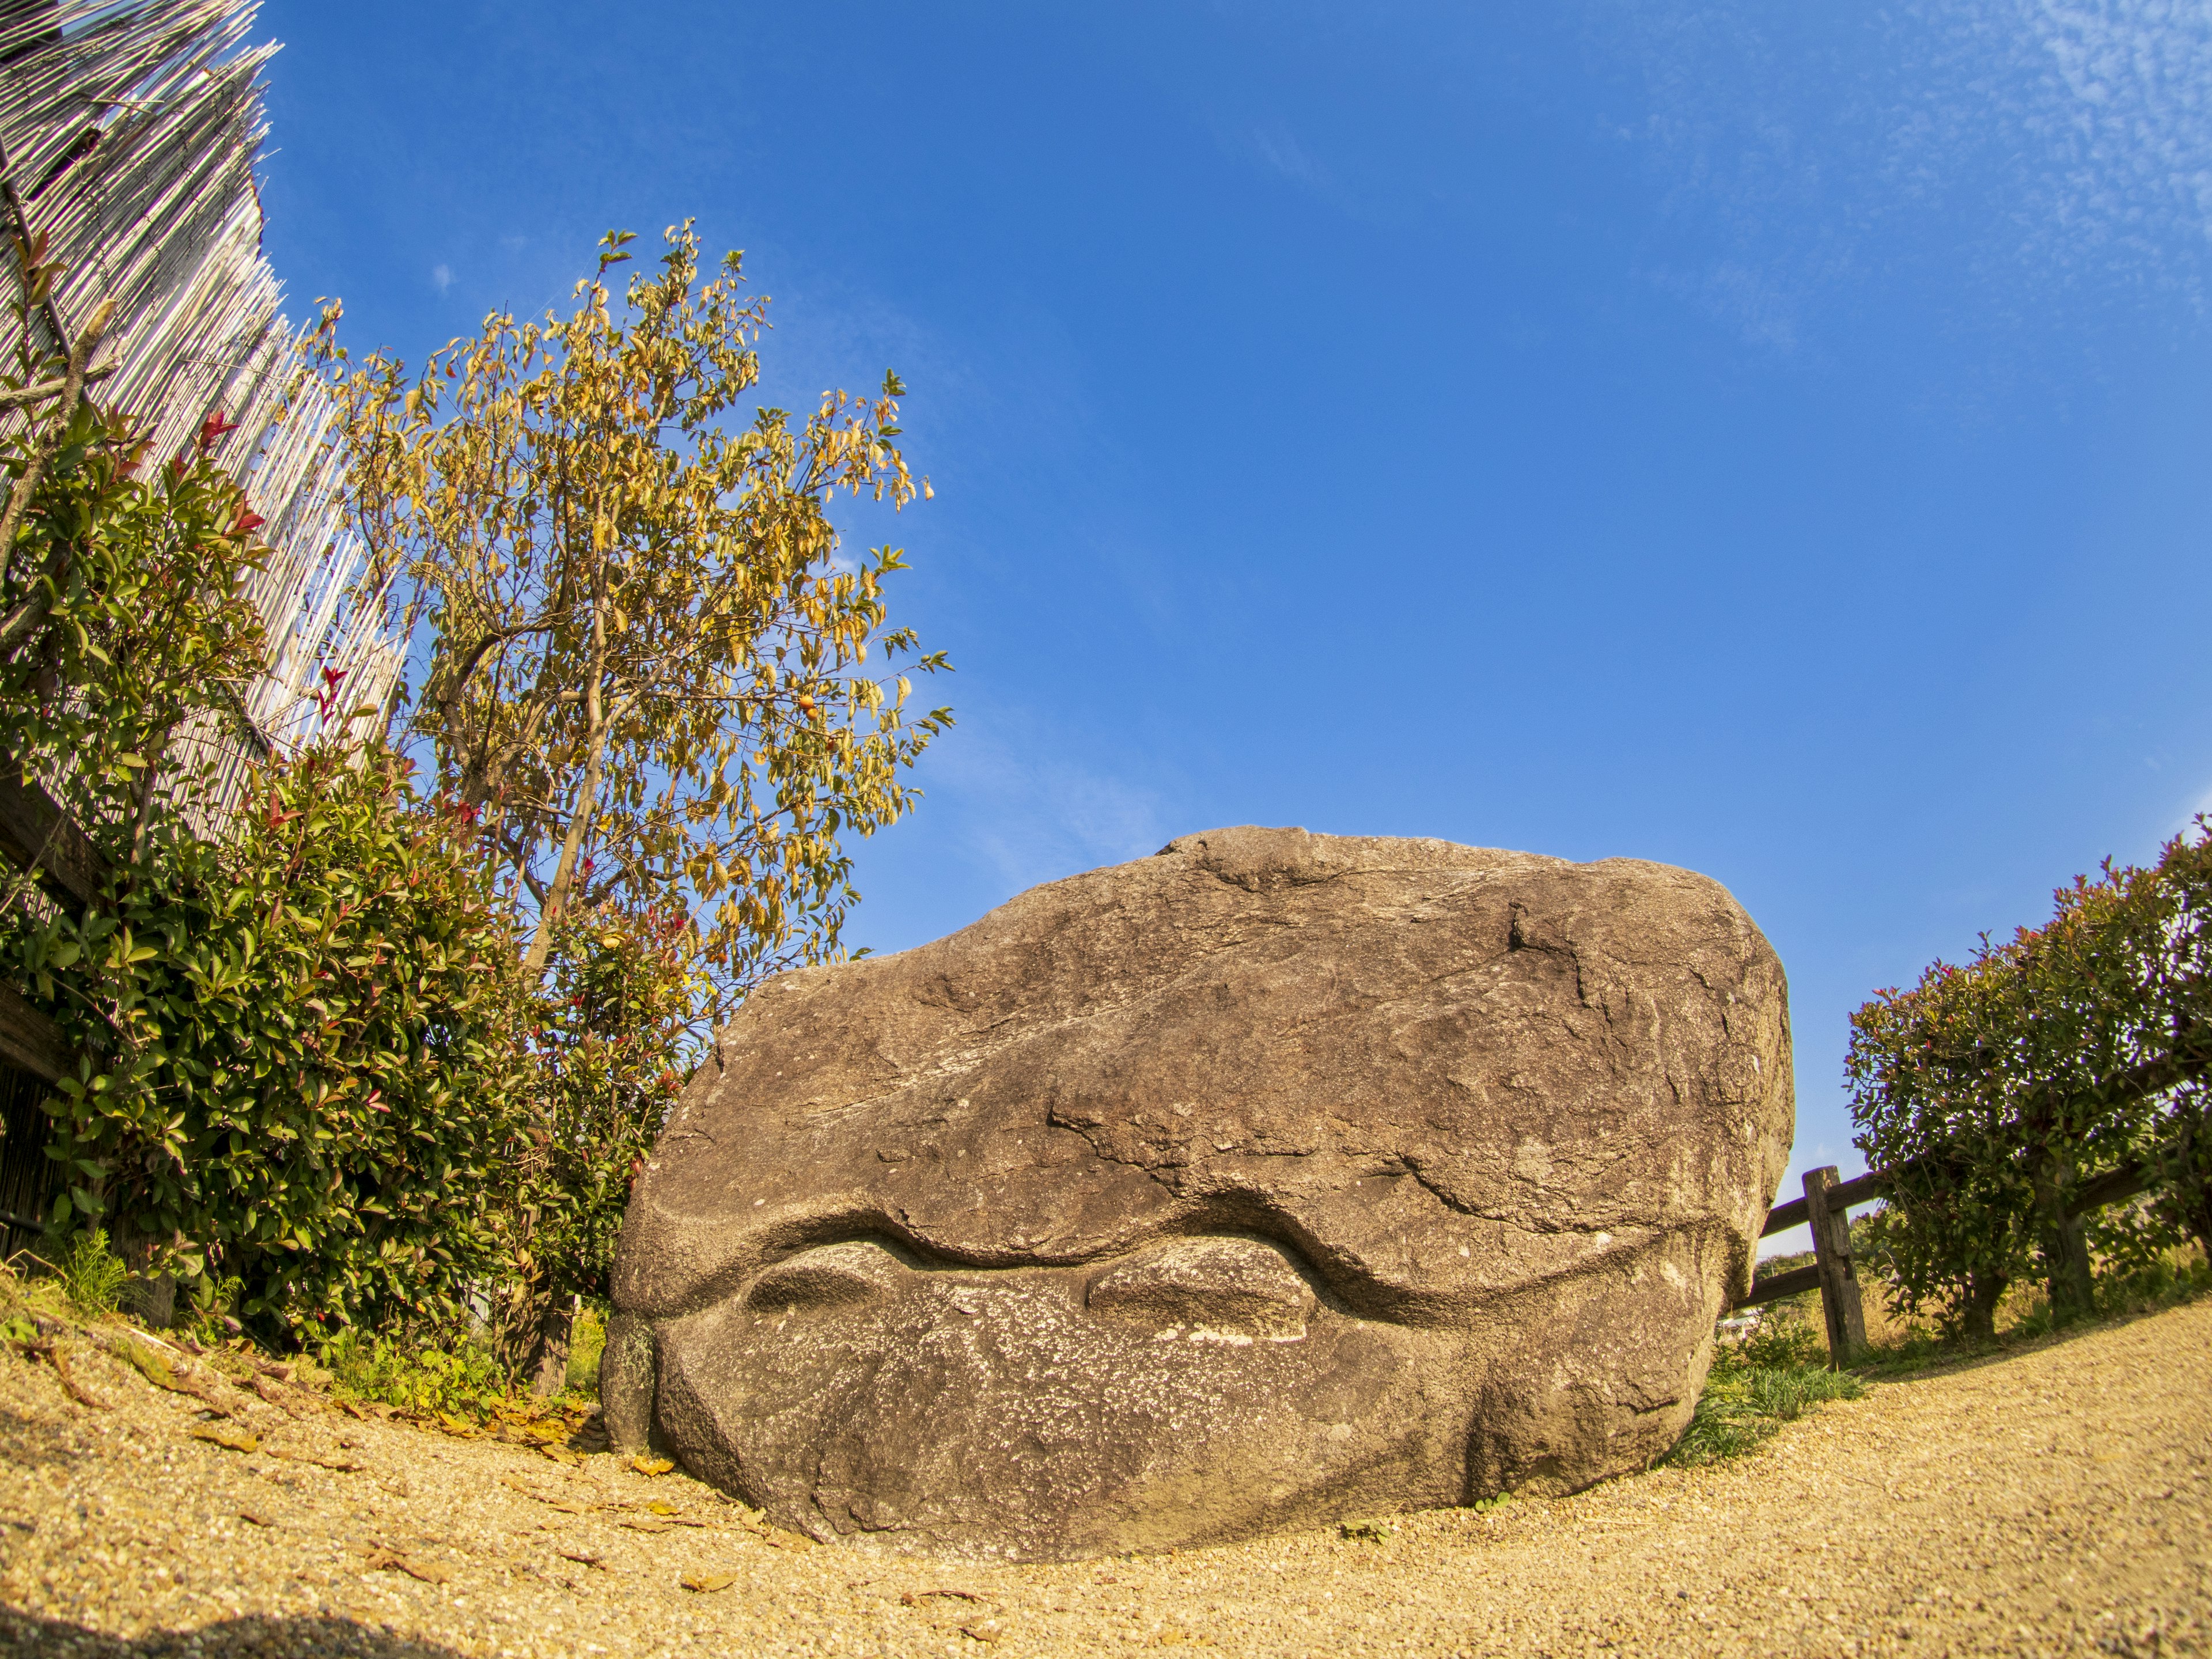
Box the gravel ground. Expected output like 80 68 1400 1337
0 1297 2206 1658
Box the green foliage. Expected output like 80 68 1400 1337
1734 1304 1827 1370
9 744 532 1341
321 1325 512 1423
490 903 700 1373
566 1302 607 1393
1668 1313 1865 1467
1848 828 2212 1331
0 286 271 865
0 230 952 1369
51 1226 126 1315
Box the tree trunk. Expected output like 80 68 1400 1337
523 593 607 974
1963 1270 2008 1342
2031 1152 2096 1323
527 1294 576 1398
2039 1214 2095 1321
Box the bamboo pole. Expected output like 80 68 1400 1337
0 0 396 828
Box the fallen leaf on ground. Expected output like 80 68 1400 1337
681 1571 739 1593
364 1547 451 1585
630 1456 674 1476
535 1496 590 1515
49 1350 109 1411
190 1424 261 1455
266 1446 363 1473
437 1412 480 1437
556 1548 604 1569
963 1619 1007 1643
646 1501 678 1516
619 1517 672 1534
118 1339 206 1398
760 1527 816 1551
252 1376 308 1416
239 1509 274 1528
905 1589 987 1607
539 1444 582 1467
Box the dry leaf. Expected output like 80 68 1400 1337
266 1446 364 1474
556 1548 604 1569
49 1350 109 1411
646 1501 678 1516
365 1548 451 1585
759 1527 816 1551
681 1571 739 1593
963 1619 1006 1644
239 1509 274 1528
536 1497 590 1516
619 1517 672 1534
539 1444 582 1467
437 1412 479 1437
190 1424 261 1455
629 1455 675 1476
119 1339 195 1395
252 1376 308 1416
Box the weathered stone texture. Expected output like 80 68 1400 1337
608 826 1792 1560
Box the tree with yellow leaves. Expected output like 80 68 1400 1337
309 224 950 1004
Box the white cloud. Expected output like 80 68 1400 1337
431 263 454 294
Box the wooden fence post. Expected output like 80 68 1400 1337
1804 1165 1866 1367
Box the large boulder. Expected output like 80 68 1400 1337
606 827 1791 1562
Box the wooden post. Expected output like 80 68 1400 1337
1804 1166 1866 1368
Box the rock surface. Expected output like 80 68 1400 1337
607 826 1793 1561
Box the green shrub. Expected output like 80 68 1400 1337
1847 831 2212 1331
321 1326 512 1423
16 745 532 1343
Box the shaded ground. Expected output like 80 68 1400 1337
0 1297 2206 1657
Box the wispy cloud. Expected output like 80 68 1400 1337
1593 0 2212 338
1654 257 1804 350
431 263 454 294
1248 121 1331 192
923 714 1170 899
2177 781 2212 839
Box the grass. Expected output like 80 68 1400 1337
52 1229 127 1315
1677 1238 2212 1459
1855 1240 2210 1380
1665 1305 1865 1467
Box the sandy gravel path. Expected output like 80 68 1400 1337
0 1297 2206 1658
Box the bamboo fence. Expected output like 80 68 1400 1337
0 0 395 821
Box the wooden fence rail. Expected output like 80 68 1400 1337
1732 1146 2166 1367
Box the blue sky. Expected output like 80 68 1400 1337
258 1 2212 1240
